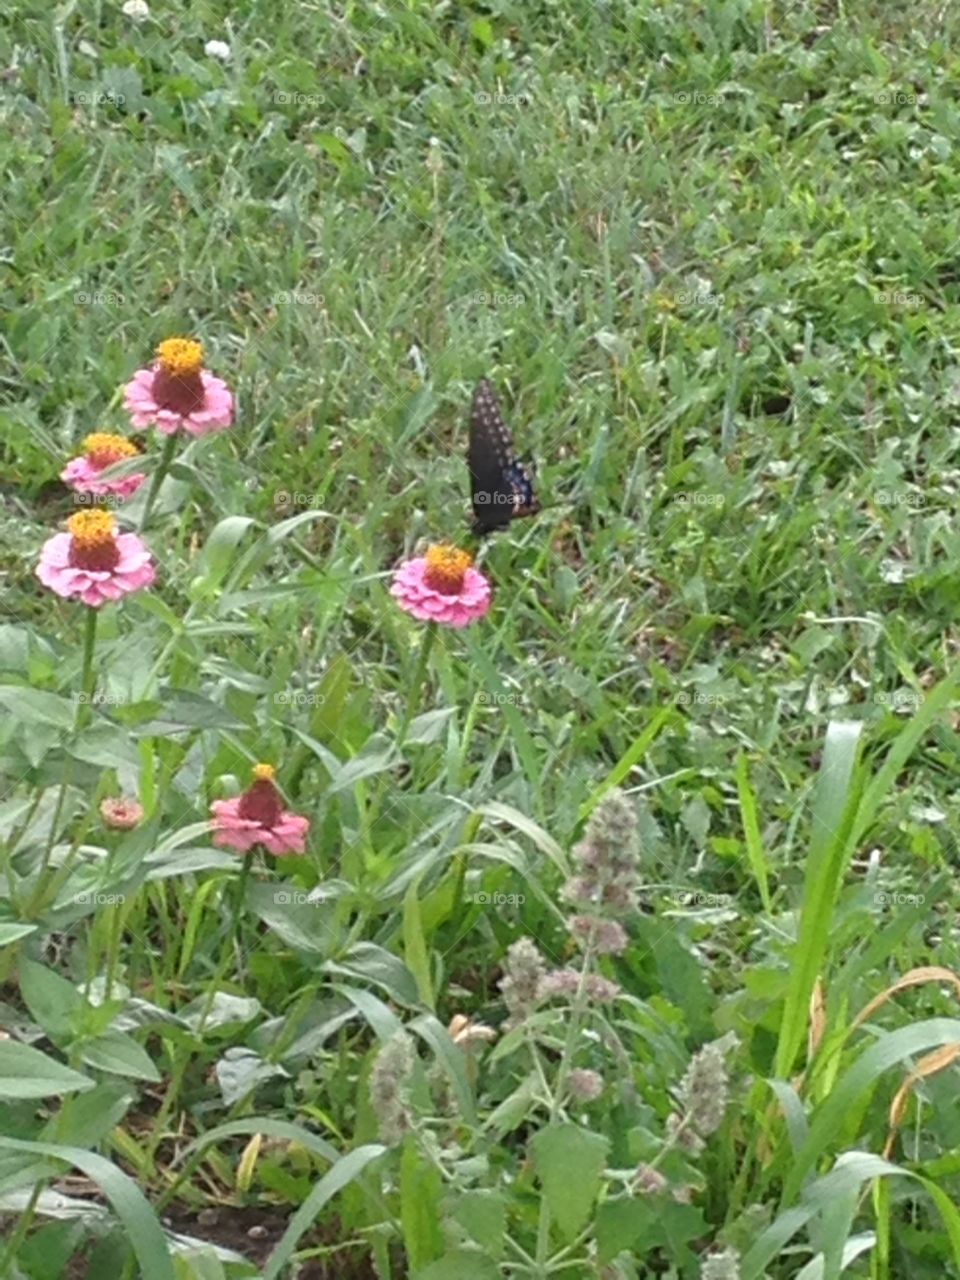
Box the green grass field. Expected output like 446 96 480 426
3 1 960 1277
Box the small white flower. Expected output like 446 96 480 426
122 0 150 21
204 39 231 62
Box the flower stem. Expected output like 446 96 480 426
76 606 98 730
139 431 178 530
395 621 437 752
367 623 437 843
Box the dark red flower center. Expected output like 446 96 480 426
152 365 205 414
237 777 283 828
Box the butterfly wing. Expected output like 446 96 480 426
469 379 539 534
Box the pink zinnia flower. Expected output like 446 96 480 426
100 796 144 830
36 510 156 608
61 432 145 500
123 337 233 435
210 763 309 856
390 544 491 628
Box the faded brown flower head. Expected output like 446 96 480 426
99 796 144 831
674 1032 739 1140
700 1247 740 1280
583 974 621 1003
565 789 640 910
537 967 581 1001
568 1068 603 1101
498 938 546 1026
369 1029 415 1144
568 915 628 955
634 1163 668 1196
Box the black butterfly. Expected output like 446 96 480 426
468 379 540 535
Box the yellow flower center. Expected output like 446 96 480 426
423 544 472 593
83 432 139 468
252 763 276 781
156 337 204 377
67 510 120 571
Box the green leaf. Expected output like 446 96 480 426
0 1042 94 1099
43 1082 133 1148
79 1030 161 1082
0 923 38 946
0 686 73 729
215 1048 289 1107
477 802 568 876
735 752 772 912
179 1117 339 1169
262 1144 386 1280
403 880 434 1008
190 516 256 598
596 1196 658 1265
0 1136 175 1280
68 723 140 769
781 1017 960 1204
578 706 673 819
325 746 397 795
400 1136 444 1270
324 943 420 1006
246 881 338 955
453 1191 506 1260
418 1252 500 1280
531 1123 609 1242
775 721 863 1078
18 957 83 1043
408 1013 477 1127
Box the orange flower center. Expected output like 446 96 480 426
153 337 205 414
83 432 139 469
67 509 120 571
156 338 204 377
423 544 472 594
237 763 282 826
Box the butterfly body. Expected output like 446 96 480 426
468 378 540 534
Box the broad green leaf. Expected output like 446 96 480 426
79 1030 161 1082
596 1196 659 1265
324 943 420 1006
215 1048 289 1107
0 1042 94 1099
68 723 140 768
18 957 82 1043
0 924 38 946
0 1136 175 1280
400 1136 444 1270
418 1251 500 1280
246 881 338 955
531 1123 609 1242
43 1082 133 1148
453 1191 506 1260
0 686 73 728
